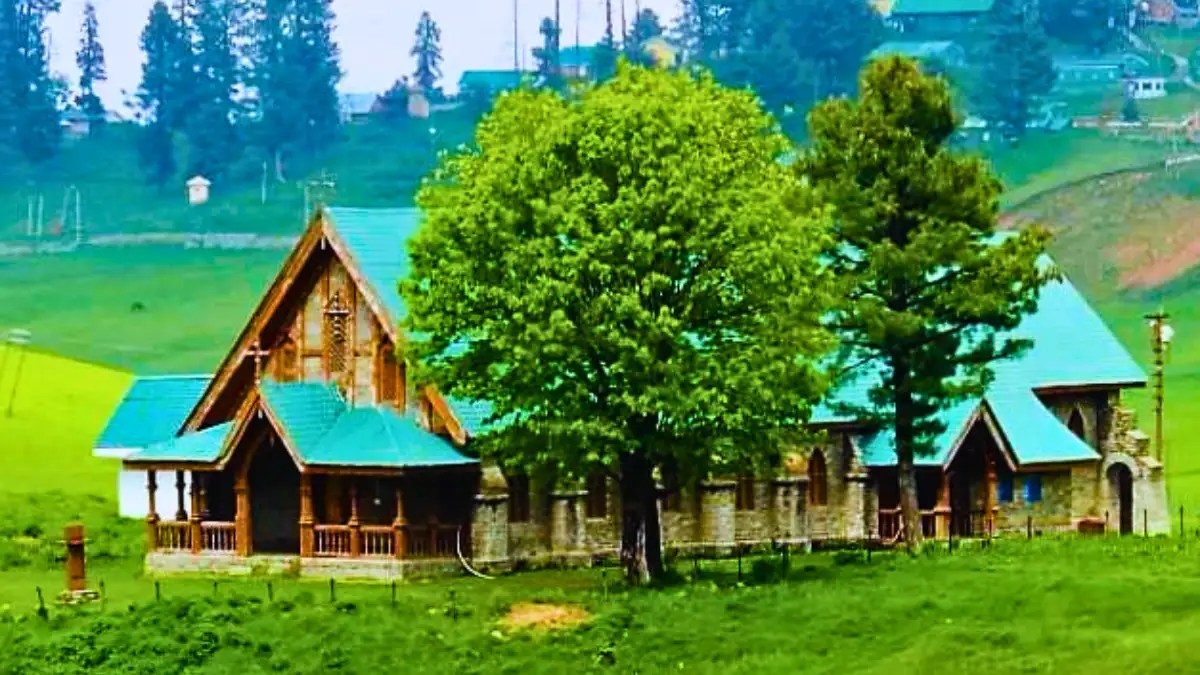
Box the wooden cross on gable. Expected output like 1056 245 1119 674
245 338 270 384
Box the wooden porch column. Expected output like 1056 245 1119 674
348 479 362 557
393 484 407 560
146 470 159 552
299 473 314 557
984 454 998 538
235 474 252 556
189 472 202 554
935 472 951 540
174 470 188 521
198 473 209 520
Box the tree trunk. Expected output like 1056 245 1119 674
893 358 923 554
619 449 664 584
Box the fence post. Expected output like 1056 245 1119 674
391 581 396 607
1027 516 1032 540
1181 506 1185 539
1145 509 1149 538
737 544 743 582
266 581 273 602
154 581 161 601
329 578 336 603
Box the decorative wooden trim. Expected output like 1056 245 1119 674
183 212 328 432
213 389 265 472
1034 382 1144 396
423 385 467 445
322 222 400 344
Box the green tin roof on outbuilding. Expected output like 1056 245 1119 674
891 0 994 14
96 375 212 450
458 70 528 92
869 40 963 62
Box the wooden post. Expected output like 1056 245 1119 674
299 473 314 557
146 470 159 552
984 455 997 539
235 475 252 556
936 471 951 540
189 473 202 554
175 470 188 521
348 479 362 557
393 484 407 560
429 513 439 556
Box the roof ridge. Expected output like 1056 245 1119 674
133 374 212 381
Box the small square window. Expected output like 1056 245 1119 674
998 475 1014 504
1023 475 1043 504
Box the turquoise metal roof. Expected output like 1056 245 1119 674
869 41 962 61
259 380 348 458
126 422 235 464
258 379 475 468
306 407 476 467
325 207 422 327
891 0 994 14
819 259 1143 467
96 375 212 449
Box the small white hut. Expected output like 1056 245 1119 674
187 175 212 206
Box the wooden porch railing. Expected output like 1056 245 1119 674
405 524 461 559
877 508 940 542
200 522 236 552
361 526 395 557
156 520 191 551
314 524 352 557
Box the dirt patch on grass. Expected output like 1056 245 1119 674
502 602 591 632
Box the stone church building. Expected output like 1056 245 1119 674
98 207 1168 578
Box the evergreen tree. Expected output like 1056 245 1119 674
799 57 1054 551
164 0 197 132
6 0 63 162
75 0 106 132
1041 0 1121 53
592 0 618 81
532 17 561 88
411 11 442 95
377 77 410 123
977 0 1056 139
137 0 178 186
186 0 239 180
248 0 341 179
625 8 664 66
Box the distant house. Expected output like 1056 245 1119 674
868 40 967 69
561 45 598 78
1127 75 1169 100
338 93 380 125
889 0 995 35
641 36 680 68
60 109 92 139
457 70 528 98
1053 53 1154 88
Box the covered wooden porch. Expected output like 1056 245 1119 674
143 466 475 562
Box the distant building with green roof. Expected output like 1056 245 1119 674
890 0 996 35
457 70 530 97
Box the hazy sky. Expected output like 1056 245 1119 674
45 0 682 109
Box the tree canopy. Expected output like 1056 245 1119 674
799 56 1055 550
976 0 1056 138
75 0 106 130
404 63 834 581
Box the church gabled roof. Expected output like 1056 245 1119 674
816 254 1144 467
127 379 476 470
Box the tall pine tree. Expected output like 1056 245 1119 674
186 0 239 180
977 0 1055 139
250 0 341 179
75 0 106 133
4 0 63 162
411 11 442 95
137 0 178 187
165 0 197 132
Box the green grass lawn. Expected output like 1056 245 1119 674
0 350 127 495
3 538 1200 674
0 247 285 374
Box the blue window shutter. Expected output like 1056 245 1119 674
998 475 1014 504
1024 475 1043 503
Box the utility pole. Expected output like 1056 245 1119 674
4 329 31 418
620 0 627 52
513 0 519 72
1146 309 1172 462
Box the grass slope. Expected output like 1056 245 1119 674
0 247 284 374
3 539 1200 674
0 350 128 495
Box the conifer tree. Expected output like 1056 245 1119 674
165 0 197 132
75 0 107 133
799 57 1054 551
137 0 179 186
977 0 1055 139
7 0 62 162
533 18 561 86
411 11 442 95
187 0 239 180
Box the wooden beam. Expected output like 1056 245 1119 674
299 473 314 557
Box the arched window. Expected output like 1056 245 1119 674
809 450 828 506
1067 408 1087 444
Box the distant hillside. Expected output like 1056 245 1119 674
0 110 477 241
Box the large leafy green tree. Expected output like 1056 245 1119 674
411 11 442 95
976 0 1055 138
799 56 1054 551
404 64 833 583
75 0 106 132
137 0 178 186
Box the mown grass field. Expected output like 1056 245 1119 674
4 538 1200 674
